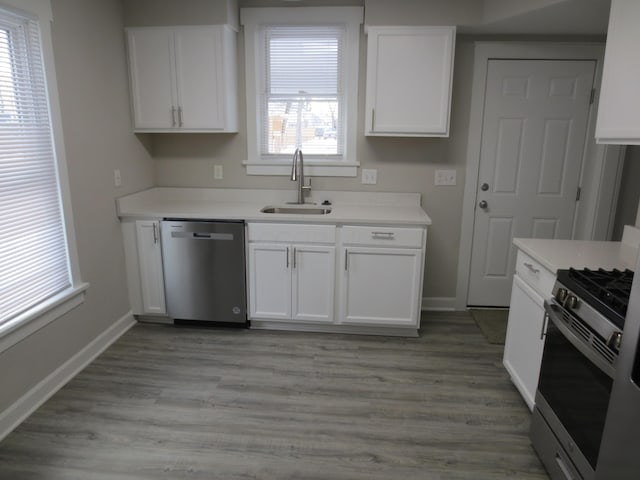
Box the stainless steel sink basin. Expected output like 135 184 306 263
261 205 332 215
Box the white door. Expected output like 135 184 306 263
135 220 166 315
291 245 335 323
468 59 596 306
127 28 176 129
340 247 422 326
248 243 291 320
174 26 224 129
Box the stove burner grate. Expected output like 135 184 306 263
567 268 634 320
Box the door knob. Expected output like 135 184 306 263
479 200 488 209
481 183 489 191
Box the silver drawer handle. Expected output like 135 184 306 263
371 232 395 239
523 262 540 274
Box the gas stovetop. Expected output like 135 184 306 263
556 268 634 330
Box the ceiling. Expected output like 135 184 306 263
460 0 612 35
237 0 612 36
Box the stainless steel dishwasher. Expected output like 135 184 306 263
161 219 246 325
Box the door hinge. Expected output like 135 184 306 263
590 88 596 105
576 186 582 201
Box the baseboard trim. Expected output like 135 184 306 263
250 320 419 337
0 311 136 442
422 297 457 311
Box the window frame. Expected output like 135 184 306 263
0 1 87 354
241 7 363 177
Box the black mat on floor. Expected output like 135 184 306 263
469 309 509 344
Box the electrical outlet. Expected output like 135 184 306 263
214 165 223 180
114 169 121 187
435 169 456 186
361 168 378 185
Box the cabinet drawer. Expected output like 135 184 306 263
248 223 336 244
515 250 555 297
341 225 424 248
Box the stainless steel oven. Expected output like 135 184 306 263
531 268 631 480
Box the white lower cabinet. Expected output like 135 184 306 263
247 223 336 324
503 250 554 411
339 246 422 326
338 225 425 328
247 222 427 334
248 243 291 319
121 219 167 316
292 245 335 322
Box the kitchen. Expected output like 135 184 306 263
1 0 640 478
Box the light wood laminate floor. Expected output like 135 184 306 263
0 312 549 479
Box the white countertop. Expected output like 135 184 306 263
514 238 639 273
116 187 432 226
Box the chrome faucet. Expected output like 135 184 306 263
290 148 311 204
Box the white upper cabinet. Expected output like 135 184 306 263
596 0 640 144
126 25 238 133
365 26 455 137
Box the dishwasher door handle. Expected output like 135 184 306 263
171 231 234 241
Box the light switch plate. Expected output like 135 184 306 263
214 165 223 180
362 168 378 185
435 169 456 186
114 169 121 187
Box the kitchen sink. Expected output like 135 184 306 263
261 205 332 215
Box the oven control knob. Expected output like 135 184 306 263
608 331 623 350
555 288 568 303
564 295 579 309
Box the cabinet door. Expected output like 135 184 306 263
365 26 455 137
135 220 166 315
126 28 176 129
248 243 291 320
340 247 422 326
291 245 335 323
503 274 547 411
596 0 640 144
174 26 226 130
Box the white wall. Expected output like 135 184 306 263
119 0 608 302
124 0 238 27
123 0 475 301
364 0 483 26
0 0 155 413
612 146 640 238
482 0 565 23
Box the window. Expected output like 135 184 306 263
241 7 363 176
0 6 85 344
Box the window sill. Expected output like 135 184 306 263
244 161 359 177
0 283 90 354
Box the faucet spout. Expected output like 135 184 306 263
290 148 311 204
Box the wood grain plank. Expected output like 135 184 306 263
0 312 548 479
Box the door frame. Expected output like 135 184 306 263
455 42 624 310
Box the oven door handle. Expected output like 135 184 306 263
543 299 616 379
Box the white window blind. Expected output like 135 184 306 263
261 25 345 159
0 10 71 326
